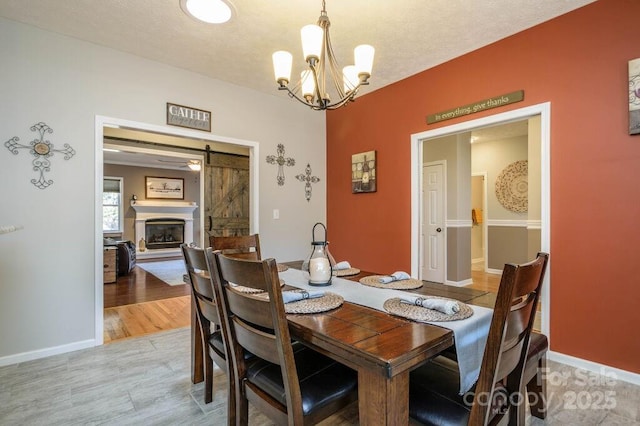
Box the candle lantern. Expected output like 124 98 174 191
302 222 334 286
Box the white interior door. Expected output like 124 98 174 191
422 163 445 282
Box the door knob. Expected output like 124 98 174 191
436 227 442 232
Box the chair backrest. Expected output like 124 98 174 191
469 252 549 425
181 244 220 334
206 249 305 423
209 234 261 261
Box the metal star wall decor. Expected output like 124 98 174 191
4 122 76 189
266 143 295 186
295 163 320 202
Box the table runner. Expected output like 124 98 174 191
279 268 492 394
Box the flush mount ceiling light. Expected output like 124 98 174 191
272 0 374 111
180 0 233 24
187 160 202 171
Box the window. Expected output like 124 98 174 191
103 177 123 233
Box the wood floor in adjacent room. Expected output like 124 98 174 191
103 259 191 344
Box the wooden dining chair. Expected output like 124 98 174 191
209 234 261 260
181 244 229 407
206 249 358 425
409 252 549 426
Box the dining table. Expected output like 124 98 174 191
189 261 491 425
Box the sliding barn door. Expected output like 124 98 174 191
204 153 250 238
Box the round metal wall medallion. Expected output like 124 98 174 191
495 160 528 213
34 142 50 155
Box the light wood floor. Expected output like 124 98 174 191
103 259 191 344
469 266 502 292
103 295 191 343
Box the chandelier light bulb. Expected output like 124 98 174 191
354 44 375 79
301 24 323 63
301 70 316 101
343 66 358 93
273 51 293 86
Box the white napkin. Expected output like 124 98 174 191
400 295 460 315
281 290 325 304
378 271 411 283
334 261 351 270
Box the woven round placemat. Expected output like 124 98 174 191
334 267 360 277
253 290 344 314
283 291 344 314
277 263 289 272
383 297 473 322
231 279 285 294
359 275 424 289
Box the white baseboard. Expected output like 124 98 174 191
549 350 640 387
486 268 503 275
446 278 473 287
0 339 96 367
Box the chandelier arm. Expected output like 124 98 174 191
279 84 362 110
278 86 324 110
309 64 325 109
323 28 346 99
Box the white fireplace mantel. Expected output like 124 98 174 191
130 200 198 216
131 200 198 259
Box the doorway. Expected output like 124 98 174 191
94 116 260 345
471 173 486 271
410 103 551 335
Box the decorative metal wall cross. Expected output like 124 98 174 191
266 143 295 186
295 163 320 202
4 122 76 189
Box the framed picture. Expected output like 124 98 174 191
352 150 376 193
145 176 184 199
629 58 640 135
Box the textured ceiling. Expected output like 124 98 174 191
0 0 595 98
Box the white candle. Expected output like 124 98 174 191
309 257 331 283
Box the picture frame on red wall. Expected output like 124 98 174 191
629 57 640 135
351 150 377 193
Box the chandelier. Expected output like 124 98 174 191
272 0 374 111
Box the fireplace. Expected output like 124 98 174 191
131 200 198 259
145 218 185 249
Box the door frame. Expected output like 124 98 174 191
94 115 260 345
410 102 551 336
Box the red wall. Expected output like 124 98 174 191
326 0 640 374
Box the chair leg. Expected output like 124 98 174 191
204 352 213 404
527 357 547 419
236 383 249 426
513 383 527 426
226 368 236 426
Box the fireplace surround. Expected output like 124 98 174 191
131 200 198 259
